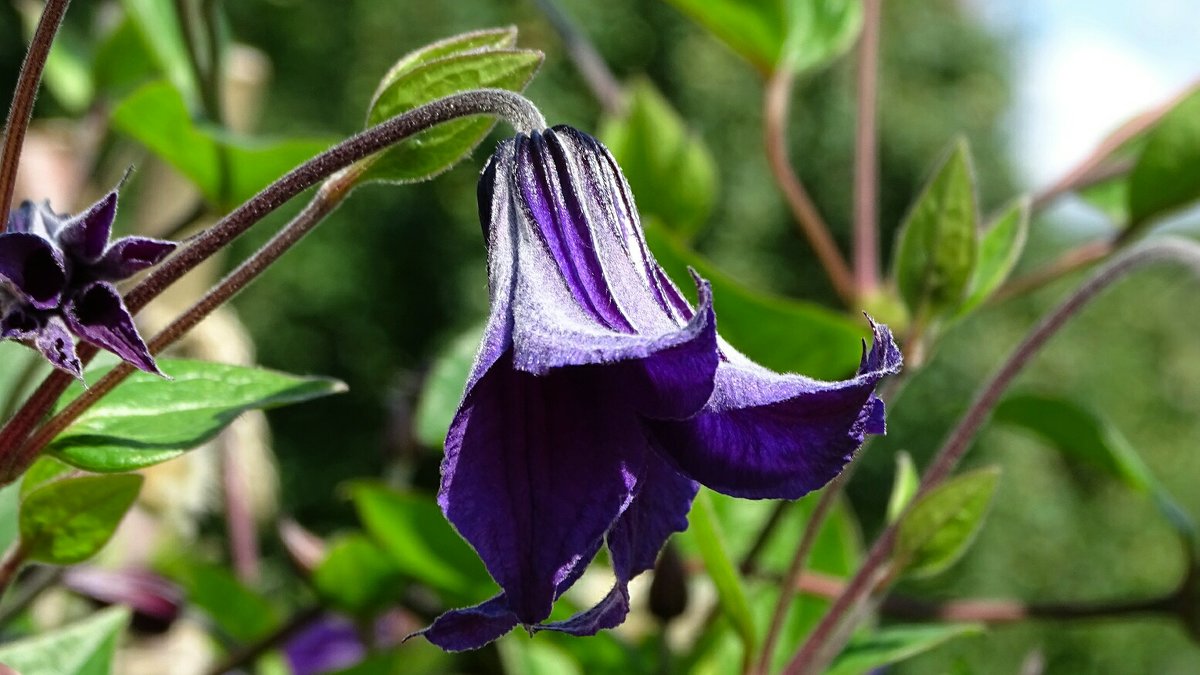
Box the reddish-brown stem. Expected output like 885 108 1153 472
0 0 72 227
852 0 883 296
532 0 625 116
0 541 28 599
990 240 1115 305
785 238 1200 674
764 69 856 306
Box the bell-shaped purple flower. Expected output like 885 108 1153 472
418 126 901 651
0 189 175 379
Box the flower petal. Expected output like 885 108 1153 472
439 351 647 625
0 232 67 309
416 594 519 652
649 322 902 499
57 191 117 263
91 236 177 280
63 282 162 375
34 316 83 380
541 450 698 636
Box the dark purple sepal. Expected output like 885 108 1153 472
64 282 163 376
34 316 83 380
413 594 519 652
91 236 177 280
534 586 630 636
0 232 67 309
57 191 118 263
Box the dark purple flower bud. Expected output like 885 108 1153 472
648 542 688 624
0 189 175 380
417 126 901 651
63 566 183 634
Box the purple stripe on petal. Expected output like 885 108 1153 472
0 232 66 309
414 594 519 652
58 191 117 263
92 236 176 280
439 351 647 624
63 282 162 375
34 316 83 380
649 323 902 500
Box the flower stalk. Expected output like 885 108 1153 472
852 0 883 296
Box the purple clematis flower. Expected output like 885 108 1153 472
417 126 901 651
0 189 175 379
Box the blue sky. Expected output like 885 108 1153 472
970 0 1200 187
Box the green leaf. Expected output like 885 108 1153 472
350 483 493 600
93 18 161 97
827 623 984 675
110 81 332 207
49 359 345 473
894 138 978 319
361 31 542 184
312 534 405 616
414 325 482 447
895 467 999 579
20 474 143 564
994 393 1197 544
1129 89 1200 229
600 79 718 240
663 0 861 74
0 483 20 555
120 0 196 101
497 635 586 675
0 606 130 675
957 198 1029 315
886 451 919 524
690 490 758 658
20 456 74 500
159 557 280 642
646 221 866 379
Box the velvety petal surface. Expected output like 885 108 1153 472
92 236 177 280
439 352 648 625
649 323 902 499
34 316 83 380
64 282 161 375
0 232 67 309
417 594 519 652
57 191 117 263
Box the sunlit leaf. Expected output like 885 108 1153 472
895 467 999 578
20 456 73 500
958 198 1029 315
93 18 159 96
360 30 542 184
313 534 405 616
49 359 345 473
828 623 984 675
20 473 143 564
1129 89 1200 229
120 0 196 101
600 79 717 239
893 138 978 320
497 635 586 675
350 483 493 600
159 557 281 642
110 81 332 207
886 451 919 523
0 606 129 675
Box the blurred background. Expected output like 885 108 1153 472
3 0 1200 672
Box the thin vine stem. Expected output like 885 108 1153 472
763 68 856 306
784 237 1200 674
0 88 545 482
0 0 72 226
532 0 625 115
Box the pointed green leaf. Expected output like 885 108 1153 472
646 221 866 379
350 483 493 601
663 0 861 74
158 557 281 642
689 490 757 656
313 534 406 616
994 393 1197 544
49 359 345 473
1129 89 1200 229
895 467 999 578
0 606 130 675
894 139 978 319
20 456 74 500
120 0 196 101
828 623 984 675
600 79 718 239
20 473 143 564
886 452 919 524
93 18 159 96
360 33 542 184
957 197 1029 315
110 81 333 207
